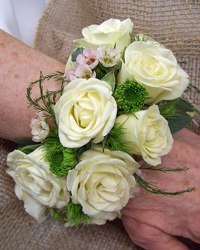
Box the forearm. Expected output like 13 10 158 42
0 30 65 141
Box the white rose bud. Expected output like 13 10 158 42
116 105 174 166
67 147 139 225
54 78 117 148
6 147 70 222
75 18 133 53
118 40 189 103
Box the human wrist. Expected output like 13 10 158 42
0 30 65 141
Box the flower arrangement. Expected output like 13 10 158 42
6 19 199 226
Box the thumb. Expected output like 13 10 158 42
122 215 188 250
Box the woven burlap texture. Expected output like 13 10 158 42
1 0 200 249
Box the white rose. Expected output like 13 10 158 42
54 78 117 148
118 40 189 103
116 105 173 166
6 147 70 222
67 147 139 225
75 18 133 53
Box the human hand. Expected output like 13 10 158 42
122 128 200 250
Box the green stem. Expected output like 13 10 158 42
134 173 195 195
140 166 189 172
26 71 65 123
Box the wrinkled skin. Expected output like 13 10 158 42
122 128 200 250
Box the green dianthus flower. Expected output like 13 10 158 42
114 79 148 113
47 145 76 177
66 201 91 226
43 133 76 177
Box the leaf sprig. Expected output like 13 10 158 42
26 71 65 123
140 165 189 173
134 173 195 195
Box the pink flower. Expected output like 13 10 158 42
97 47 120 67
30 112 49 142
76 48 99 69
65 65 96 81
75 64 96 79
65 69 77 81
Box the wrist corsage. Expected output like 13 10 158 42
6 18 199 226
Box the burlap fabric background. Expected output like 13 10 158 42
1 0 200 249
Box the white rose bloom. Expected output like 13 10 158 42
54 78 117 148
118 40 189 103
75 18 133 53
116 105 173 166
6 147 70 222
30 111 49 142
67 147 139 225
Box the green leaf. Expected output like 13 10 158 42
101 69 116 91
158 98 195 134
16 138 35 145
19 144 41 154
71 47 84 62
94 64 108 79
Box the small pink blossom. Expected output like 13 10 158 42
65 69 77 81
30 112 49 142
76 48 99 69
97 47 120 67
75 64 96 79
65 65 96 81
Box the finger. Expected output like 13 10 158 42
122 215 188 250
